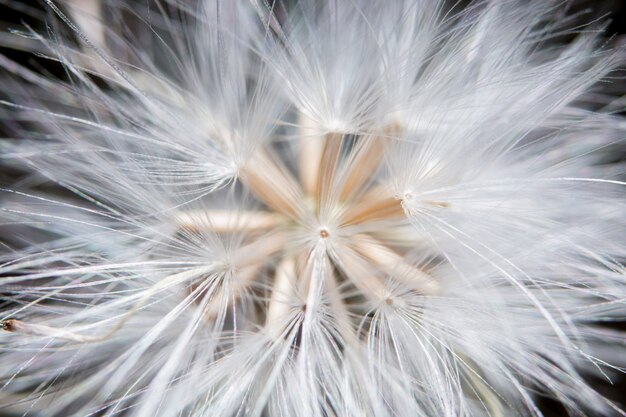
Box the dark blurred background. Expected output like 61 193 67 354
0 0 624 416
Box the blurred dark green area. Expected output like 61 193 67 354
0 0 624 416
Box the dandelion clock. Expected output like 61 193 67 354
0 1 625 416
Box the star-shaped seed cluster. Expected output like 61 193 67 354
175 122 440 337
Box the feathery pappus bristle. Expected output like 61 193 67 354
0 1 625 416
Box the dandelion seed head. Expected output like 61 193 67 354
0 0 625 417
